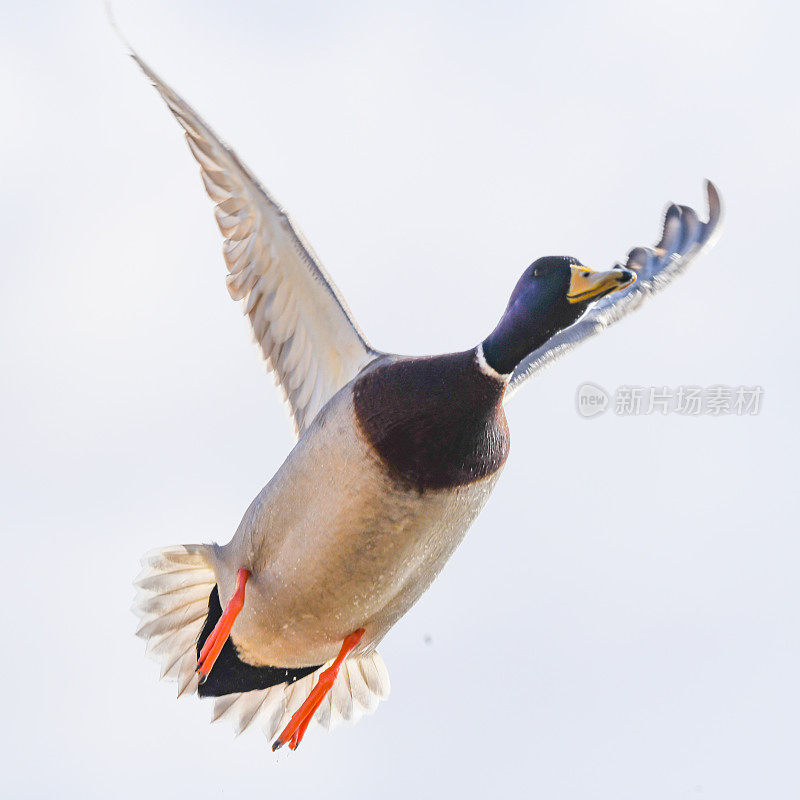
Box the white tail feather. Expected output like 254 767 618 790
133 544 390 744
133 545 215 698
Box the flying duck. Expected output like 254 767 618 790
128 49 721 751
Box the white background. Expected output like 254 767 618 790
2 1 798 797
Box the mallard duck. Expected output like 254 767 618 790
128 50 721 751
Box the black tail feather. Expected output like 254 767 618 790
196 586 320 698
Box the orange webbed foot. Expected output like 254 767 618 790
272 628 365 751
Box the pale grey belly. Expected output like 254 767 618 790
210 389 503 668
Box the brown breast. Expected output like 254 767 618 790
352 350 510 492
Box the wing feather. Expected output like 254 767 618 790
505 181 722 400
131 51 378 435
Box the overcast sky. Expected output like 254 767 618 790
2 1 798 798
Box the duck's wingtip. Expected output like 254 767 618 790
105 0 151 75
704 179 722 220
105 1 132 53
700 179 723 249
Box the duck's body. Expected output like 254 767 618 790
126 40 721 750
213 350 507 670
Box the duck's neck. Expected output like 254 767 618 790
475 342 514 383
480 312 554 377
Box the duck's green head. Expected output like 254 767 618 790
481 256 636 376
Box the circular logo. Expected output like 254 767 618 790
576 382 610 418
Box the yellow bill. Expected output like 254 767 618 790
567 265 637 304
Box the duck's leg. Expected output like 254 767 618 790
272 628 365 751
196 568 250 682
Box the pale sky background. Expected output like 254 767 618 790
2 1 798 797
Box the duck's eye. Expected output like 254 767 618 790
583 271 590 277
533 268 542 278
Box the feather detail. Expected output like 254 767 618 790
132 545 216 699
130 49 378 436
506 181 722 399
133 545 390 741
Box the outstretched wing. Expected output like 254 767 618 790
505 181 722 401
132 52 378 436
